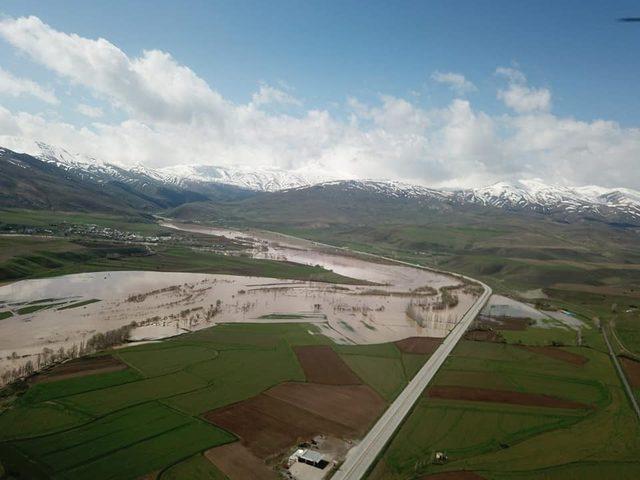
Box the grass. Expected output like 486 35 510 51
341 354 408 401
378 403 575 474
0 402 91 441
9 402 234 480
0 208 162 235
0 311 12 320
613 312 640 356
0 323 405 479
19 368 143 405
500 326 578 346
258 313 309 319
368 330 640 480
3 206 640 477
16 302 67 315
57 299 101 310
336 343 431 401
58 370 209 416
0 234 364 285
160 453 228 480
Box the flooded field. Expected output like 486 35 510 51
0 224 479 381
481 294 587 331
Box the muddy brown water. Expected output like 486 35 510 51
0 224 478 381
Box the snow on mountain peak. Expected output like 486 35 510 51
156 163 337 192
1 137 639 221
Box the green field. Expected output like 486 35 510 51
57 299 101 310
0 233 363 286
368 331 640 480
336 342 431 401
160 454 228 480
0 323 419 479
3 206 640 478
0 208 162 235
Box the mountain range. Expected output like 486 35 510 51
1 138 639 227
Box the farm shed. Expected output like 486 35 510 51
297 448 325 468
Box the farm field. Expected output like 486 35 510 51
368 327 640 480
0 323 434 479
0 210 363 285
0 234 360 285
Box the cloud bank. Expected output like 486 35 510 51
0 15 638 189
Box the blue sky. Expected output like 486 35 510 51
0 1 639 188
2 0 638 123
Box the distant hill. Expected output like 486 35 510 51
169 180 640 229
0 147 251 214
2 138 640 227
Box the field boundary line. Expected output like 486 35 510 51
602 326 640 421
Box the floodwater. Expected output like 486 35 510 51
482 294 587 330
482 294 548 320
0 223 479 380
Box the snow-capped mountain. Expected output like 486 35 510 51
1 137 640 224
0 136 148 186
156 164 335 192
0 136 334 192
456 179 640 221
295 179 640 223
312 179 449 200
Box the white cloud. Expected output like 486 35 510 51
251 84 301 107
76 103 103 118
431 71 477 95
0 16 638 190
0 16 227 123
496 67 551 113
0 67 58 104
495 66 526 84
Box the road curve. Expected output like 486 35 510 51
331 280 492 480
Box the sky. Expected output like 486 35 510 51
0 0 639 189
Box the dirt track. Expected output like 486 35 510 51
620 356 640 388
205 443 279 480
426 385 589 409
395 337 442 355
31 355 127 383
295 345 362 384
203 382 385 459
521 346 588 365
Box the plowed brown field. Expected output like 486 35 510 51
32 355 127 383
294 345 362 384
620 356 640 388
395 337 442 355
203 382 385 459
426 386 589 409
464 329 503 342
520 346 588 365
205 443 279 480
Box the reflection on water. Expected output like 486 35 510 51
0 223 478 380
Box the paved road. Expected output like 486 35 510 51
331 280 492 480
602 326 640 420
165 221 493 479
263 230 495 480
